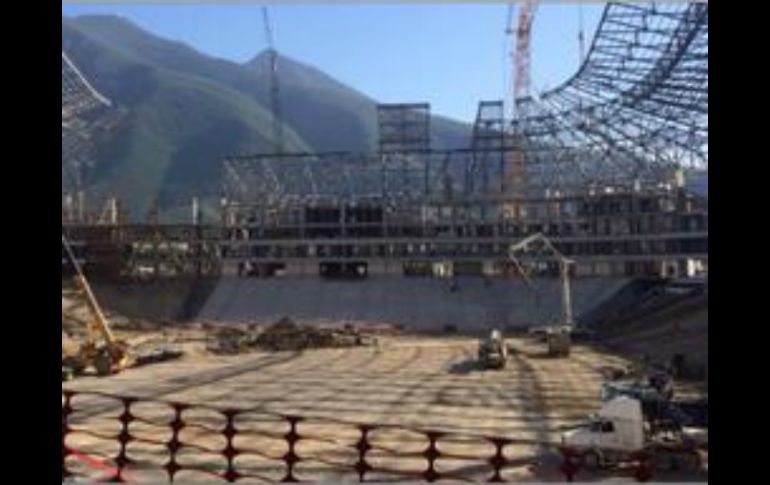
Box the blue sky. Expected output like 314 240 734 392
61 3 604 123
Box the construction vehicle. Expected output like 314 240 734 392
543 325 571 356
602 367 708 431
602 367 674 403
561 395 707 473
507 233 575 356
478 329 508 369
62 235 131 377
563 396 646 462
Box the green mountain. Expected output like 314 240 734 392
62 15 471 220
242 52 470 153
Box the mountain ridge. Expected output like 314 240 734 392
62 14 472 220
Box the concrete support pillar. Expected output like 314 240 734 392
482 260 498 276
383 260 402 275
77 191 86 224
192 197 200 225
285 262 304 276
368 260 388 276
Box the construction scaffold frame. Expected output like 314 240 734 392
377 103 431 153
62 50 121 218
510 2 708 190
223 2 707 211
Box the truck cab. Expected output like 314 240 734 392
562 396 645 453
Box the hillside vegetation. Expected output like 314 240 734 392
62 15 471 220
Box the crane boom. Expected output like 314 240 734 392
507 233 575 327
262 6 285 154
62 235 124 357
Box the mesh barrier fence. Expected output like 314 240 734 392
61 389 696 482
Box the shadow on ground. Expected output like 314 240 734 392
506 343 552 360
446 358 487 375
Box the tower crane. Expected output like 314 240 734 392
262 6 285 154
505 1 538 204
510 0 538 104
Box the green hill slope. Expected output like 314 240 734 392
62 14 471 220
63 16 310 219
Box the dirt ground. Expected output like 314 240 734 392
63 333 706 482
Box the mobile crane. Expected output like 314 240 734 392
62 235 130 378
507 233 575 356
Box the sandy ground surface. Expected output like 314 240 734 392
63 284 707 482
63 335 706 482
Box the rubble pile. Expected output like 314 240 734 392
256 318 335 351
207 318 383 354
206 326 258 354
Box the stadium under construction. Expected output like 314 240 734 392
63 3 707 319
62 4 708 482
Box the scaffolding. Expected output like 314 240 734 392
226 3 707 211
377 103 431 153
62 51 120 219
63 3 708 281
511 2 708 192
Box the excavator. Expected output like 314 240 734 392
506 233 575 357
62 235 131 379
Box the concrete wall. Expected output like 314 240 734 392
197 276 629 333
87 274 630 333
90 278 217 322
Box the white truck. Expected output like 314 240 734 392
561 396 707 474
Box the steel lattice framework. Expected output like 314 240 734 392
512 2 708 192
62 51 116 194
62 51 111 124
224 150 487 207
224 2 707 206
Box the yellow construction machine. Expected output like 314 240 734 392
62 235 131 378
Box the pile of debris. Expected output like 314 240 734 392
207 318 379 354
206 325 259 354
257 318 337 351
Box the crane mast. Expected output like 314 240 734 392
506 1 538 205
262 6 284 154
512 0 537 103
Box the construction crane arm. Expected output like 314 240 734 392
62 235 119 351
507 232 575 327
508 232 573 264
